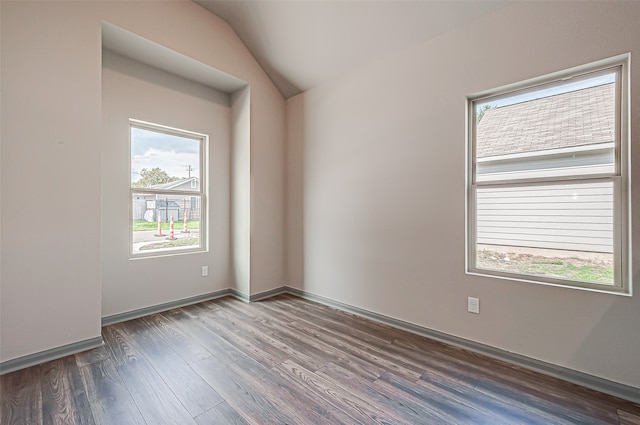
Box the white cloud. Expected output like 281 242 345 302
130 127 201 182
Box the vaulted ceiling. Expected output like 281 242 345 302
195 1 510 98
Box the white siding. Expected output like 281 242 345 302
476 182 613 253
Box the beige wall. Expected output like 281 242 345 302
1 1 103 362
0 2 4 350
0 0 285 362
286 1 640 388
101 51 231 317
231 87 251 296
285 94 305 290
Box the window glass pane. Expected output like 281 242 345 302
132 193 201 255
475 73 616 182
475 181 614 285
131 126 201 192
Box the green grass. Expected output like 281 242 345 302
532 259 564 265
139 238 200 251
514 261 613 284
477 250 614 285
133 220 200 231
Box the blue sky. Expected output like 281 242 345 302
476 72 616 111
131 127 200 183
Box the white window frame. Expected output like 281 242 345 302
466 55 631 295
129 119 208 258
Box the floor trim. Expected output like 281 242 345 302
101 289 233 326
284 287 640 404
0 336 104 376
250 286 288 302
229 289 250 302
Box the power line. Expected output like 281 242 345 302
185 164 194 178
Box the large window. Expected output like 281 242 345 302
467 56 630 294
130 120 207 257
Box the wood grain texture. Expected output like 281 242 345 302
40 357 95 425
140 313 212 365
191 355 299 425
0 365 43 425
116 357 197 425
78 359 146 425
162 307 247 365
2 294 638 424
194 401 249 425
618 410 640 425
118 318 223 417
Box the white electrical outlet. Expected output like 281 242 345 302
468 297 480 314
201 266 209 277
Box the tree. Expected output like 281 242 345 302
476 104 496 123
132 167 180 188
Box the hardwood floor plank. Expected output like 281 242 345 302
266 296 396 346
413 367 571 425
194 310 289 368
376 370 496 424
261 298 434 380
160 308 247 364
191 356 298 425
74 344 111 369
0 365 43 425
475 380 619 424
78 359 146 425
394 339 484 389
471 362 620 424
205 303 329 372
40 357 94 425
275 359 412 424
178 299 221 318
102 324 143 366
215 297 294 327
64 356 98 425
140 313 212 364
287 319 423 381
214 298 388 380
2 294 636 425
316 361 434 424
116 357 197 425
271 294 411 343
395 334 552 389
194 401 249 425
119 319 223 417
228 356 355 424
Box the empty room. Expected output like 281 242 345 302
1 1 639 424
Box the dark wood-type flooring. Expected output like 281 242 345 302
2 294 639 424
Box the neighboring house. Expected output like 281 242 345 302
133 177 201 222
476 83 615 253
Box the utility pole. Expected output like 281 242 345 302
185 164 194 178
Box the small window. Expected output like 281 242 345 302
467 56 630 294
130 120 206 257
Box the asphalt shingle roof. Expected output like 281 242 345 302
149 177 198 190
476 83 615 158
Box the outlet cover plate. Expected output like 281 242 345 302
468 297 480 314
